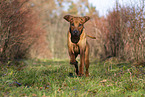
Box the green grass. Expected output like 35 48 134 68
0 58 145 97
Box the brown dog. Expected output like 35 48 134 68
64 15 92 77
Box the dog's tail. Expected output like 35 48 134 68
87 35 96 39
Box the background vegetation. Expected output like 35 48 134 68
0 0 144 63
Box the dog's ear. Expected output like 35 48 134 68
84 16 90 22
81 16 90 23
63 15 73 22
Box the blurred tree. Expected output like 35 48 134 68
87 4 99 16
68 2 78 15
67 0 98 16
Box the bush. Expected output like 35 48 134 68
0 0 40 62
93 1 145 62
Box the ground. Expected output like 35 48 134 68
0 58 145 97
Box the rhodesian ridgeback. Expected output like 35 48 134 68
64 15 95 77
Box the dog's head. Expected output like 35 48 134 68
64 15 90 43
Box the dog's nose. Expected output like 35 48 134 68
73 30 78 34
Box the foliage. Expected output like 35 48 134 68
0 59 145 96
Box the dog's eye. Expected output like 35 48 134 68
79 24 82 27
71 23 74 26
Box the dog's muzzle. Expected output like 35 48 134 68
70 27 83 43
72 30 80 36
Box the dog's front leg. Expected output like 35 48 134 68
79 49 85 76
69 53 79 75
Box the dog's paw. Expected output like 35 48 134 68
85 74 89 77
85 71 89 77
78 72 84 77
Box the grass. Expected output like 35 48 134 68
0 58 145 97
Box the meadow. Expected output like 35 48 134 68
0 58 145 97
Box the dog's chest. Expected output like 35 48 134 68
73 44 80 54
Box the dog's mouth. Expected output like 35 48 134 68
71 33 80 38
71 30 81 43
71 36 80 43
